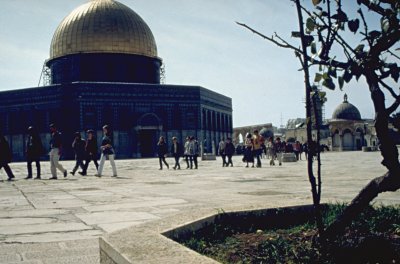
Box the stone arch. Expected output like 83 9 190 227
332 129 340 150
137 113 161 128
135 113 162 158
340 127 354 136
342 128 354 150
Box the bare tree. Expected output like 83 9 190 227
238 0 400 239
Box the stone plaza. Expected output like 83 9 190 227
0 151 398 263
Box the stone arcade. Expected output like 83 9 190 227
0 0 233 160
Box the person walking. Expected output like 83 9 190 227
191 136 200 169
243 133 254 168
184 136 192 169
81 130 99 176
224 137 235 167
157 136 169 170
171 137 182 170
275 137 284 166
293 141 301 161
49 124 67 180
218 138 227 167
96 125 117 177
252 130 264 168
70 132 86 176
0 131 15 181
25 126 43 179
268 137 276 166
303 142 308 160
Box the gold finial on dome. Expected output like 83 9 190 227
344 93 348 103
49 0 158 60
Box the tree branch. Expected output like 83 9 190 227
385 49 400 61
236 22 302 52
378 79 399 99
357 8 372 47
358 0 386 15
322 171 400 240
370 26 400 57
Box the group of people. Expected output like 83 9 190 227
241 130 265 168
157 136 200 170
0 124 117 181
1 124 320 181
218 137 236 167
216 129 314 169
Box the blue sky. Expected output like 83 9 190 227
0 0 382 127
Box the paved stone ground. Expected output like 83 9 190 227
0 151 398 263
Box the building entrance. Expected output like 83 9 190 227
136 113 162 158
139 129 157 157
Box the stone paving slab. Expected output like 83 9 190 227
0 151 398 263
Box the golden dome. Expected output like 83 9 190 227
49 0 158 60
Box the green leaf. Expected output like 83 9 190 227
390 64 399 82
314 73 323 82
338 76 344 90
322 72 330 80
312 0 322 6
322 79 336 90
368 30 381 40
331 9 348 22
343 70 353 83
348 19 359 33
311 42 317 54
291 31 301 38
306 18 315 32
328 67 337 78
354 44 365 53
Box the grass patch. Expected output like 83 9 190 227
177 204 400 263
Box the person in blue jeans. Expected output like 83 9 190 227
157 136 169 170
96 125 117 177
170 137 182 170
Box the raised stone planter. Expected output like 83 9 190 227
202 153 216 160
99 204 320 263
282 153 297 162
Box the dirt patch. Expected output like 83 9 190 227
178 204 400 263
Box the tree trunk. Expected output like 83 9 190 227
294 0 324 233
321 171 400 240
321 72 400 240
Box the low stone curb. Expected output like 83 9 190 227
99 203 315 264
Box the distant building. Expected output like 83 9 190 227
285 94 378 151
0 0 233 160
232 123 274 145
329 94 376 151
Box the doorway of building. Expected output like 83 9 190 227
139 129 157 157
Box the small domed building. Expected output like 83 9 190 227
283 93 378 151
329 94 376 151
0 0 233 160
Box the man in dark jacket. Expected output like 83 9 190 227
170 137 182 170
70 132 86 176
25 126 43 179
49 124 67 179
81 130 99 176
0 131 15 181
224 138 235 167
157 136 169 170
